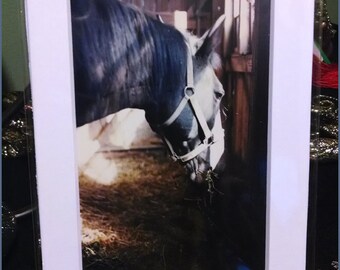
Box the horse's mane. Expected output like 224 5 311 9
72 0 187 106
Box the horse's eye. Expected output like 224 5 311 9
214 90 224 100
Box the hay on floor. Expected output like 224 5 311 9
80 150 210 270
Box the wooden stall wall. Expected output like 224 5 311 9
214 0 270 269
223 0 256 172
121 0 224 35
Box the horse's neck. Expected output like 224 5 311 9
101 83 149 115
74 1 187 127
122 84 150 110
75 83 148 127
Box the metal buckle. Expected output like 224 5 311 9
184 86 195 99
203 135 215 145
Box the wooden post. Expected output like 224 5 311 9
156 0 168 12
239 0 251 54
143 0 156 11
223 0 234 57
212 0 225 22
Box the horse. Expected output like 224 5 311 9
71 0 225 182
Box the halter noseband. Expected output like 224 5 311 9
159 43 221 163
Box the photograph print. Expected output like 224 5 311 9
70 0 271 269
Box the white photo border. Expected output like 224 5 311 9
25 0 315 269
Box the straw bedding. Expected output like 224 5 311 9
79 150 211 270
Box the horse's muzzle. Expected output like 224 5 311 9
184 156 209 183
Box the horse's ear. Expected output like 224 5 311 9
195 15 226 60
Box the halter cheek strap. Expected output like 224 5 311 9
159 43 220 163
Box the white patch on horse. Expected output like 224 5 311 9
187 67 216 140
209 112 225 169
195 67 220 121
188 119 198 139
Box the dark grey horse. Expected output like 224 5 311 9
71 0 225 182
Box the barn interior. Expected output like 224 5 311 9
76 0 270 269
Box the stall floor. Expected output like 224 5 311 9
79 149 247 270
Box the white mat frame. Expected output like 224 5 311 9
25 0 314 269
266 0 314 269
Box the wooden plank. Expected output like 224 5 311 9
156 0 168 11
210 0 225 54
132 0 145 8
250 0 255 46
143 0 156 11
232 73 252 160
212 0 225 22
225 54 253 72
223 0 234 56
169 0 188 11
187 0 208 14
239 0 251 54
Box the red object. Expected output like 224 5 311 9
312 56 338 89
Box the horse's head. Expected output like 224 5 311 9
150 16 226 183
